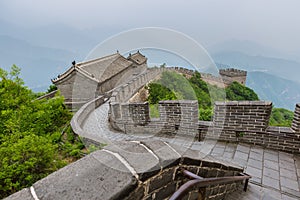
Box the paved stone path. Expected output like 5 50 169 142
82 102 300 199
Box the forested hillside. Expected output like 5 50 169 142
147 70 293 126
0 66 86 198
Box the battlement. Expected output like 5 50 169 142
219 68 247 77
292 103 300 132
109 100 199 136
109 98 300 153
166 66 247 87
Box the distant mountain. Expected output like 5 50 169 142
208 39 300 63
212 51 300 84
0 35 77 91
0 20 120 58
247 71 300 111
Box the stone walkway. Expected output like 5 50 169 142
207 142 300 200
82 102 300 200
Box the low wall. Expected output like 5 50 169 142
127 150 244 200
109 100 198 136
110 68 163 103
292 104 300 132
202 101 300 154
36 90 58 100
97 63 147 94
71 68 163 146
201 73 229 88
166 66 247 87
70 94 110 146
6 141 245 200
166 67 194 78
213 101 272 132
110 99 300 154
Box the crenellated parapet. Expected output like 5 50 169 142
213 101 272 132
166 66 247 87
219 68 247 85
110 98 300 153
219 68 247 77
202 101 300 153
109 100 198 136
292 104 300 132
109 67 163 103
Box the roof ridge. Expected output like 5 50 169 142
76 67 99 82
52 66 99 84
52 66 75 83
77 53 120 67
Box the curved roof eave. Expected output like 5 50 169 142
52 66 99 84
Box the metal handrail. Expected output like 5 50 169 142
169 169 251 200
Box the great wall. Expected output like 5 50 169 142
6 52 300 200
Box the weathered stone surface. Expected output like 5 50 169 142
292 104 300 132
140 140 181 168
153 182 176 200
148 167 175 193
33 150 137 200
104 141 160 181
213 101 272 132
4 188 33 200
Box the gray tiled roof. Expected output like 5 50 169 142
98 54 133 82
128 51 147 65
53 52 137 84
78 53 133 82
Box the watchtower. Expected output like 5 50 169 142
219 68 247 85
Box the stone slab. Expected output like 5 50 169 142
4 188 33 200
104 141 160 180
33 150 137 200
140 140 181 168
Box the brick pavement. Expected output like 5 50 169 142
82 102 300 199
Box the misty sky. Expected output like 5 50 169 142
1 0 300 57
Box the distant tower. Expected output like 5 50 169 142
219 68 247 85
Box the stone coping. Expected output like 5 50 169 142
5 140 243 200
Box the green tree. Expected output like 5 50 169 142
47 84 57 93
269 108 294 127
159 71 196 100
146 82 177 104
0 134 65 197
0 66 83 198
226 81 259 101
147 68 294 127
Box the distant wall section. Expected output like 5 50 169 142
167 67 247 88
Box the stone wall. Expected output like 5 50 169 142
166 66 194 78
127 156 244 200
98 63 147 94
213 101 272 132
36 90 58 100
56 70 98 106
158 100 198 136
292 104 300 132
109 100 198 136
110 68 163 103
200 102 300 154
71 94 110 145
219 68 247 85
6 140 245 200
166 66 248 88
71 67 163 145
111 98 300 154
201 73 229 88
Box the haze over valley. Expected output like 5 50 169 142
1 0 300 110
